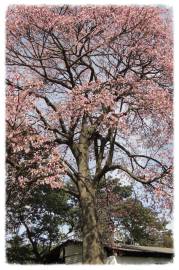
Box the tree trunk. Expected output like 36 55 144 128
77 121 105 264
79 183 104 264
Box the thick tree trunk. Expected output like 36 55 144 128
79 183 104 264
77 121 105 264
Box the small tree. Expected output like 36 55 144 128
6 6 173 263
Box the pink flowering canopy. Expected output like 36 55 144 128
6 5 173 208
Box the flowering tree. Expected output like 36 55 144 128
6 6 173 264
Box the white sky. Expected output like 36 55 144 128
0 1 179 270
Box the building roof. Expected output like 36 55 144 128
58 239 173 254
104 243 173 258
119 244 173 254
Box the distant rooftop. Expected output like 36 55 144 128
59 239 174 255
114 244 173 255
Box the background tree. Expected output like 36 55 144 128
6 183 80 263
96 178 172 247
162 229 173 248
6 5 173 264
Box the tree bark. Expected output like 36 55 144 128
77 120 105 264
79 182 104 264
